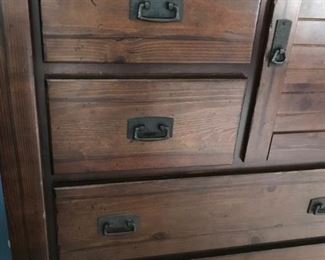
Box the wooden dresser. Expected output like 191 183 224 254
0 0 325 259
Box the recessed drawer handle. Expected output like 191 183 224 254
134 124 170 141
127 117 174 142
98 214 140 236
308 198 325 215
138 1 181 22
103 219 136 235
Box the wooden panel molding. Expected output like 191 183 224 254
246 0 325 164
245 0 303 162
0 0 49 259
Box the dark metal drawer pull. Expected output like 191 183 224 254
130 0 183 23
138 1 180 22
271 48 287 65
98 214 139 236
127 117 174 142
308 198 325 215
134 124 170 141
269 19 292 66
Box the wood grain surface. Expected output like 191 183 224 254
203 243 325 260
48 79 246 175
268 132 325 161
299 0 325 19
41 0 261 63
245 0 302 162
268 0 325 162
0 0 49 259
56 169 325 259
246 0 325 163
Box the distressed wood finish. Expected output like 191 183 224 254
285 70 325 85
268 0 325 162
0 0 49 259
56 169 325 260
275 70 325 132
275 92 325 132
299 0 325 19
246 0 325 163
245 0 302 162
4 0 325 259
289 47 325 69
294 21 325 45
48 79 246 175
41 0 261 63
204 244 325 260
0 5 28 259
268 132 325 161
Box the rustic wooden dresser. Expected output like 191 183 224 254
1 0 325 259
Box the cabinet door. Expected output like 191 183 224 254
246 0 325 163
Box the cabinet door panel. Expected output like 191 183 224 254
246 0 325 164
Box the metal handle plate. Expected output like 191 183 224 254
98 214 140 236
138 1 180 22
127 117 174 142
134 124 171 141
269 19 292 66
130 0 183 23
308 198 325 215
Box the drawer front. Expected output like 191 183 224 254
48 79 245 175
204 244 325 260
41 0 260 63
56 169 325 259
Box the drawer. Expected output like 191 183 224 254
48 79 245 175
41 0 261 63
55 169 325 259
203 244 325 260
